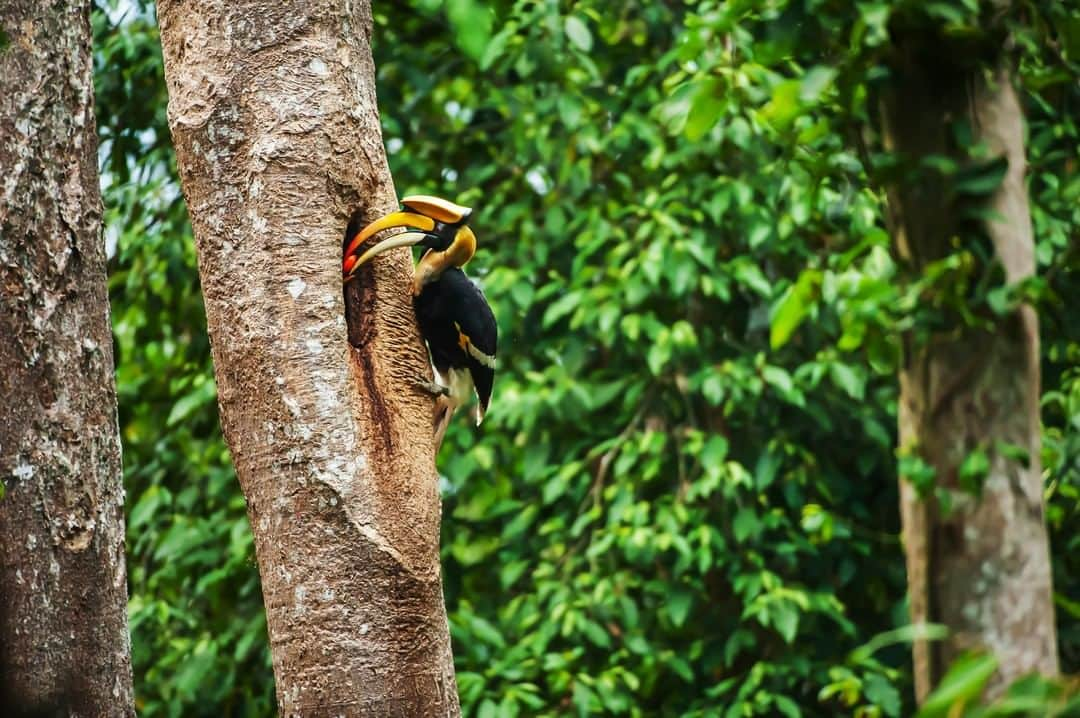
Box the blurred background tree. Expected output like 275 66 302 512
93 0 1080 715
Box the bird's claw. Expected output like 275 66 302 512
413 379 450 397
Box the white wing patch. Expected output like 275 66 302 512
454 322 496 369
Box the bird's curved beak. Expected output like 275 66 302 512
343 230 432 280
342 196 474 282
343 209 437 280
343 211 436 259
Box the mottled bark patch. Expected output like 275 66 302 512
0 0 134 714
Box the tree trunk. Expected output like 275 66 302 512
881 34 1058 701
156 1 459 714
0 1 135 715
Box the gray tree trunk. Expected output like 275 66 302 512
0 1 135 714
882 35 1058 701
156 1 460 714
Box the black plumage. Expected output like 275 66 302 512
414 266 497 417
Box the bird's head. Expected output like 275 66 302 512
343 195 476 296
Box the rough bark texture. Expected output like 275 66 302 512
882 36 1058 701
0 1 136 715
156 1 459 714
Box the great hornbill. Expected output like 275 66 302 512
343 195 497 447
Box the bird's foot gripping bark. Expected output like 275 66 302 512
412 378 450 398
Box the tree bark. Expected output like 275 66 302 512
881 34 1058 701
0 1 135 715
156 1 459 714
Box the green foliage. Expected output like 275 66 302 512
94 0 1080 715
917 654 1080 718
918 652 1001 717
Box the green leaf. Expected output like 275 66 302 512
857 2 892 47
829 362 865 401
899 452 938 497
573 681 598 713
467 615 507 648
667 589 694 628
916 651 999 717
647 338 672 375
733 260 772 296
762 79 802 129
233 615 265 662
864 674 902 717
658 82 696 135
755 450 781 491
667 655 695 683
130 487 163 529
851 623 949 662
174 643 217 698
959 446 990 494
479 25 514 70
543 291 581 328
686 79 724 141
995 440 1031 468
446 0 493 62
564 16 593 52
166 378 216 426
770 270 821 349
772 601 799 643
558 94 584 129
1056 11 1080 60
733 508 760 543
773 694 801 718
580 619 612 648
953 157 1008 196
702 435 730 466
477 698 499 718
763 365 794 395
153 524 204 561
800 66 836 103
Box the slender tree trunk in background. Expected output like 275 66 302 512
881 34 1058 702
0 1 135 714
157 1 459 714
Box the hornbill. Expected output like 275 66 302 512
343 196 497 448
